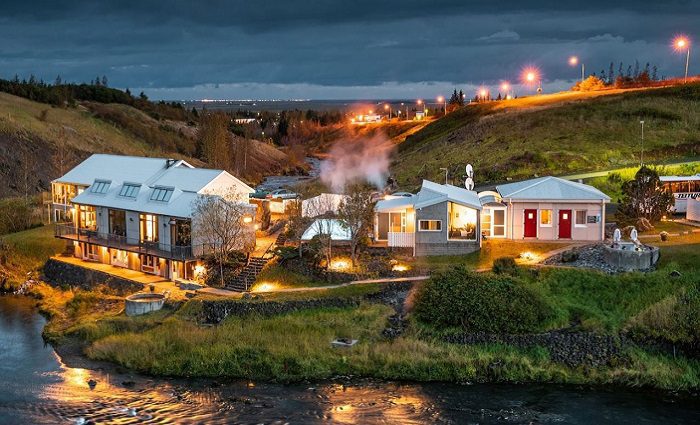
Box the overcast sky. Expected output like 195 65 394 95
1 1 697 100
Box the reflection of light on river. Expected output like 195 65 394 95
324 383 434 424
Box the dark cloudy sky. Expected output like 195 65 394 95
2 1 697 99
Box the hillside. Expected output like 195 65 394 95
392 84 700 189
0 93 296 198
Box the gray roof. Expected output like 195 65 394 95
53 154 193 186
415 180 482 210
496 176 610 202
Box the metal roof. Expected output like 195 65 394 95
659 174 700 182
415 180 482 210
496 176 610 201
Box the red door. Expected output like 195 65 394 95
558 210 572 239
524 209 537 238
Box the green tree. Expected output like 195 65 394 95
197 112 232 170
617 166 674 224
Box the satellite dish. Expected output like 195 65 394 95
465 177 474 191
465 164 474 178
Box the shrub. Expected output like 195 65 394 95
492 256 518 275
414 266 554 333
659 231 669 242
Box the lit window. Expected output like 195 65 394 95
419 220 442 231
150 187 174 202
575 210 587 226
139 214 159 242
89 180 111 194
540 210 552 226
119 183 141 198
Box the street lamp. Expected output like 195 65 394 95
437 95 446 116
639 120 645 166
500 82 510 99
478 88 488 102
673 36 691 83
384 103 391 119
522 68 542 94
417 99 425 114
569 56 584 83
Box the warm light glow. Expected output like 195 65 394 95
569 56 578 66
416 99 423 105
384 104 389 110
500 82 510 91
437 95 444 103
193 264 206 279
479 88 488 97
392 263 410 272
674 36 689 50
243 216 253 224
368 109 373 114
253 282 277 292
329 258 351 271
519 251 539 262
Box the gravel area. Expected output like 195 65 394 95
541 243 653 274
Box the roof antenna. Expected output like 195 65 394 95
464 164 475 190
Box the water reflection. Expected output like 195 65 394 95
1 296 699 424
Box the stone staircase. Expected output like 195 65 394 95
274 232 287 246
225 256 270 292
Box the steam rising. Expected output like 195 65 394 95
320 134 394 193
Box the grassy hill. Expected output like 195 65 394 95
392 84 700 189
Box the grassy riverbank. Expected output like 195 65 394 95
3 225 700 390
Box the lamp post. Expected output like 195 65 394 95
569 56 584 83
639 120 645 166
437 96 446 116
439 167 448 185
674 37 691 83
417 99 424 114
523 69 541 94
500 82 510 99
384 103 391 119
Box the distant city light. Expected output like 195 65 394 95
436 95 444 103
568 56 578 66
500 82 510 92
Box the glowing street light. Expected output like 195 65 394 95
478 87 489 102
569 56 584 83
436 95 446 116
417 99 425 113
522 68 542 94
500 82 511 99
384 103 392 119
673 36 691 83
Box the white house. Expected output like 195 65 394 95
493 176 610 241
52 154 256 281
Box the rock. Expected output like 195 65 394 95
636 218 654 232
660 231 670 242
87 379 97 389
242 292 253 300
669 270 682 278
560 250 579 263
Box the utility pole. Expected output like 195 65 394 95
639 120 645 166
685 47 691 83
439 167 448 185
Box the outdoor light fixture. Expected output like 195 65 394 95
569 56 584 83
243 216 253 224
673 36 691 83
437 95 446 116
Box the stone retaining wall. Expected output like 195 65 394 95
43 258 144 295
444 331 626 367
200 280 418 324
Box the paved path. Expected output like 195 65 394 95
559 160 699 181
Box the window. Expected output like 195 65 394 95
575 210 587 226
119 183 141 198
77 205 96 230
448 202 477 240
141 255 158 274
109 209 126 236
492 209 506 237
540 209 552 226
89 180 111 194
139 214 159 242
150 187 174 202
419 220 442 231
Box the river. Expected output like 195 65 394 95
0 296 698 424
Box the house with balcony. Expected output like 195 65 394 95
53 154 256 281
374 180 482 256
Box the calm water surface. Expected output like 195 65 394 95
0 296 698 424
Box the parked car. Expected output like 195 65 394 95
391 191 414 197
266 188 298 200
250 188 269 199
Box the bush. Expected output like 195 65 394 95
414 266 554 333
492 256 518 275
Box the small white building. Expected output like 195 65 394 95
301 193 349 218
687 198 700 222
494 176 610 241
659 174 700 213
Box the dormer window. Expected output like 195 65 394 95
90 180 111 194
150 187 174 202
119 183 141 198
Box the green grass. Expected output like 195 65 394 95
393 84 700 189
2 224 64 273
252 264 329 290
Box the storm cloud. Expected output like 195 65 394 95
1 0 698 99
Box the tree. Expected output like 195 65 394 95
101 75 108 87
652 65 658 81
608 62 615 85
337 186 375 266
197 112 231 170
458 90 465 106
633 60 640 79
617 166 674 224
54 75 62 86
572 75 606 92
191 188 255 287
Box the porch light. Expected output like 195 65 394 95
519 251 539 262
193 265 206 278
243 216 253 224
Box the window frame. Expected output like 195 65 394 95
418 219 442 232
575 210 588 227
89 180 111 194
540 209 553 227
119 183 141 199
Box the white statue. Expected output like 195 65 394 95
630 227 638 242
613 228 621 244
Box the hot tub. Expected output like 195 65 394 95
602 242 659 272
125 292 167 316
